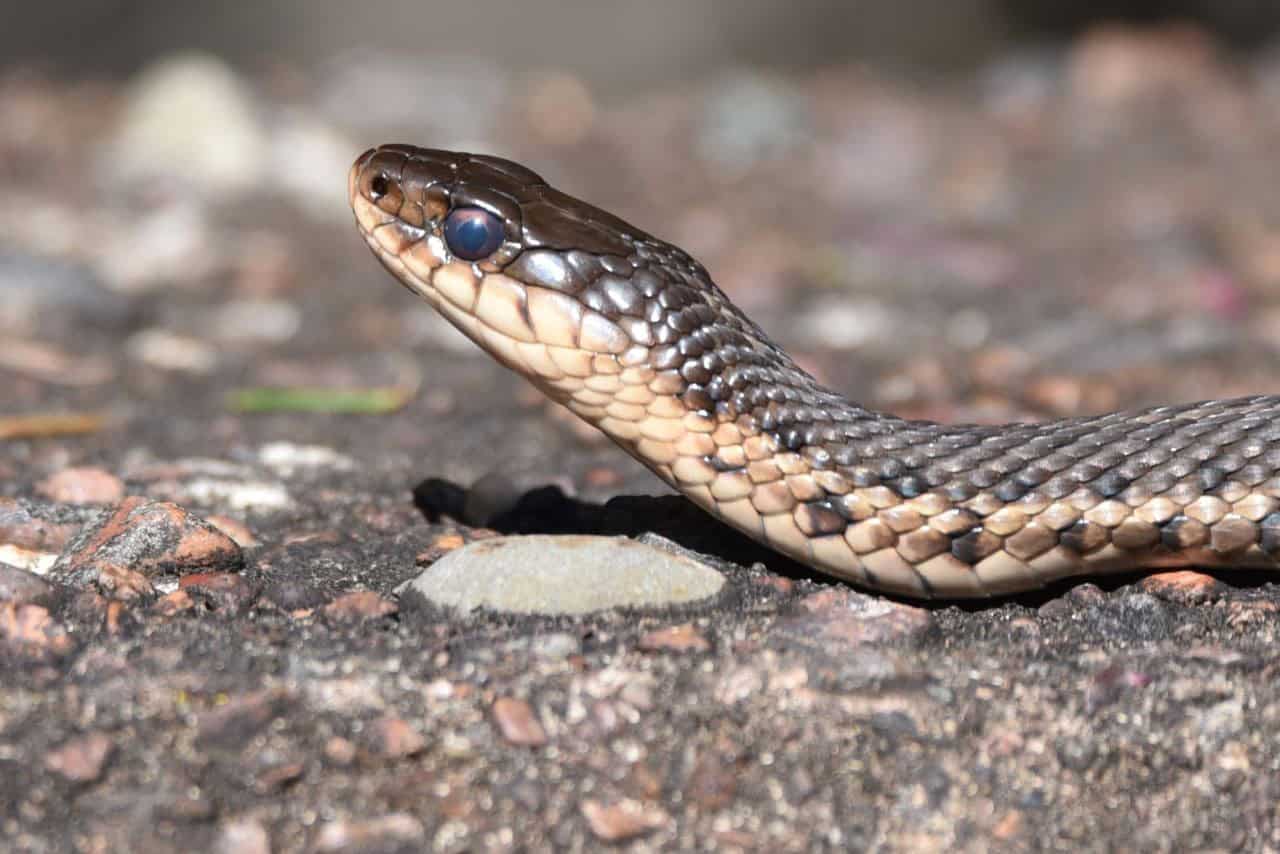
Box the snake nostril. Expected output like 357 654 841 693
369 172 390 200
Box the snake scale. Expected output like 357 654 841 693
349 144 1280 598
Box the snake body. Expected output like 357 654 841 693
350 144 1280 597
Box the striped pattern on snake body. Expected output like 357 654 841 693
350 144 1280 598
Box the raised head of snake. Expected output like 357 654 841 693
351 144 1280 599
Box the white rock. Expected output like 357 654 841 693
104 52 267 198
182 478 292 512
126 328 219 374
398 535 725 616
258 442 354 474
212 299 301 344
0 545 59 576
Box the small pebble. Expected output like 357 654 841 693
0 543 59 576
780 588 934 647
0 602 74 660
312 813 424 853
95 564 155 601
35 467 125 505
368 716 425 759
687 753 739 811
414 533 466 566
638 623 711 654
1025 374 1118 416
992 810 1026 841
126 328 219 374
492 697 547 747
179 572 258 615
580 798 670 842
181 477 292 512
254 761 304 794
216 819 271 854
44 732 114 783
0 497 85 551
583 466 623 488
205 515 258 548
715 666 765 705
1067 23 1220 109
325 737 358 766
1139 570 1222 604
151 589 195 617
323 590 398 621
0 338 114 386
257 441 354 474
52 497 244 590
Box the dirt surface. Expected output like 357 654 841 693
5 25 1280 852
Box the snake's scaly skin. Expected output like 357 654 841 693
349 144 1280 598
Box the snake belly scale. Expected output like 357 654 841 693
349 144 1280 598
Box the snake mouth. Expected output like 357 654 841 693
348 148 446 302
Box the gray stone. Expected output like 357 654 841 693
397 535 725 616
0 253 130 330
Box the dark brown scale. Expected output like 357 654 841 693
1062 520 1108 553
505 250 581 293
1240 464 1269 485
599 255 634 275
600 276 643 316
797 502 848 536
653 324 678 345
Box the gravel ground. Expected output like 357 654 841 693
5 24 1280 852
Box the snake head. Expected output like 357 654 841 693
349 144 677 388
348 144 733 372
349 144 790 454
350 145 527 276
349 144 643 280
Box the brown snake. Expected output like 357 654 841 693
349 144 1280 598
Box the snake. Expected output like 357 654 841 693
349 143 1280 598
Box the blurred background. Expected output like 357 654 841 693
6 1 1280 82
3 1 1280 497
6 9 1280 852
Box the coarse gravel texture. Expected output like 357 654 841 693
5 24 1280 852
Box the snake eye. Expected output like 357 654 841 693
443 207 504 261
369 173 390 200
